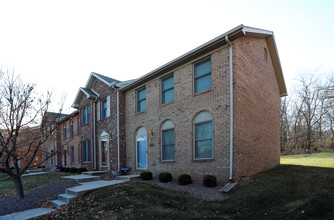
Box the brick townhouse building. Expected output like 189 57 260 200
41 111 80 169
70 25 286 180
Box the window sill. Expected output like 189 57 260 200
83 162 91 164
193 89 212 97
136 168 148 171
160 101 174 108
161 160 175 164
192 158 215 163
135 110 146 116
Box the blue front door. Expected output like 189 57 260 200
137 139 147 169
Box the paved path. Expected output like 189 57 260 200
0 174 139 219
22 172 49 177
0 208 54 220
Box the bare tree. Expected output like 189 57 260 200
0 69 63 199
280 72 334 153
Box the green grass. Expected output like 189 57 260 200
281 150 334 168
40 164 334 220
0 173 65 198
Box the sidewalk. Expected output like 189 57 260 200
0 208 55 220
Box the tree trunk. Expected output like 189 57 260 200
11 175 24 199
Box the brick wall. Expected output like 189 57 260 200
59 112 80 168
79 94 94 170
125 46 232 180
78 78 126 171
233 37 281 178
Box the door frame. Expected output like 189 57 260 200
99 131 110 170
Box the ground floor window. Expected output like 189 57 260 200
82 140 91 163
161 120 175 161
194 111 213 159
71 146 75 164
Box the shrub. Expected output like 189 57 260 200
140 171 152 180
59 167 65 172
203 175 217 187
159 172 173 183
70 167 78 173
178 174 192 185
77 168 87 174
64 167 70 172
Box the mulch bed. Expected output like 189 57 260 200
0 179 78 216
135 177 228 201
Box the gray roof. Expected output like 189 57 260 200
91 72 120 85
80 87 99 97
120 24 287 96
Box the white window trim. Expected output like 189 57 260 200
161 120 175 162
193 111 213 160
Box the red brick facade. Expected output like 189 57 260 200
233 37 281 177
76 78 126 172
66 25 285 181
59 111 80 168
123 35 283 180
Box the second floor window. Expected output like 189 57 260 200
63 125 67 141
137 87 146 113
70 120 74 138
82 105 91 125
162 74 174 104
194 58 211 93
102 99 108 119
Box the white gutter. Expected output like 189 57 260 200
225 35 234 181
116 90 120 172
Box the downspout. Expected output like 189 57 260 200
111 83 121 173
93 99 97 170
116 90 120 172
225 35 234 181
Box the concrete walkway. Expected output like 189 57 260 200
0 174 140 219
0 208 55 220
22 172 49 177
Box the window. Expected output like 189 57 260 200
162 74 174 104
161 120 175 161
99 96 110 120
194 111 213 159
194 58 211 93
137 87 146 112
82 140 91 163
63 124 67 141
71 146 75 164
82 105 91 125
70 120 74 138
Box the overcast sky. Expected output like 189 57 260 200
1 0 334 113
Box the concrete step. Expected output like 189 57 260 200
62 174 100 183
50 199 67 209
82 171 108 176
65 180 127 197
58 193 77 203
219 182 237 193
115 174 140 181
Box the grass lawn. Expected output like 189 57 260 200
41 165 334 219
0 173 65 198
281 150 334 168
